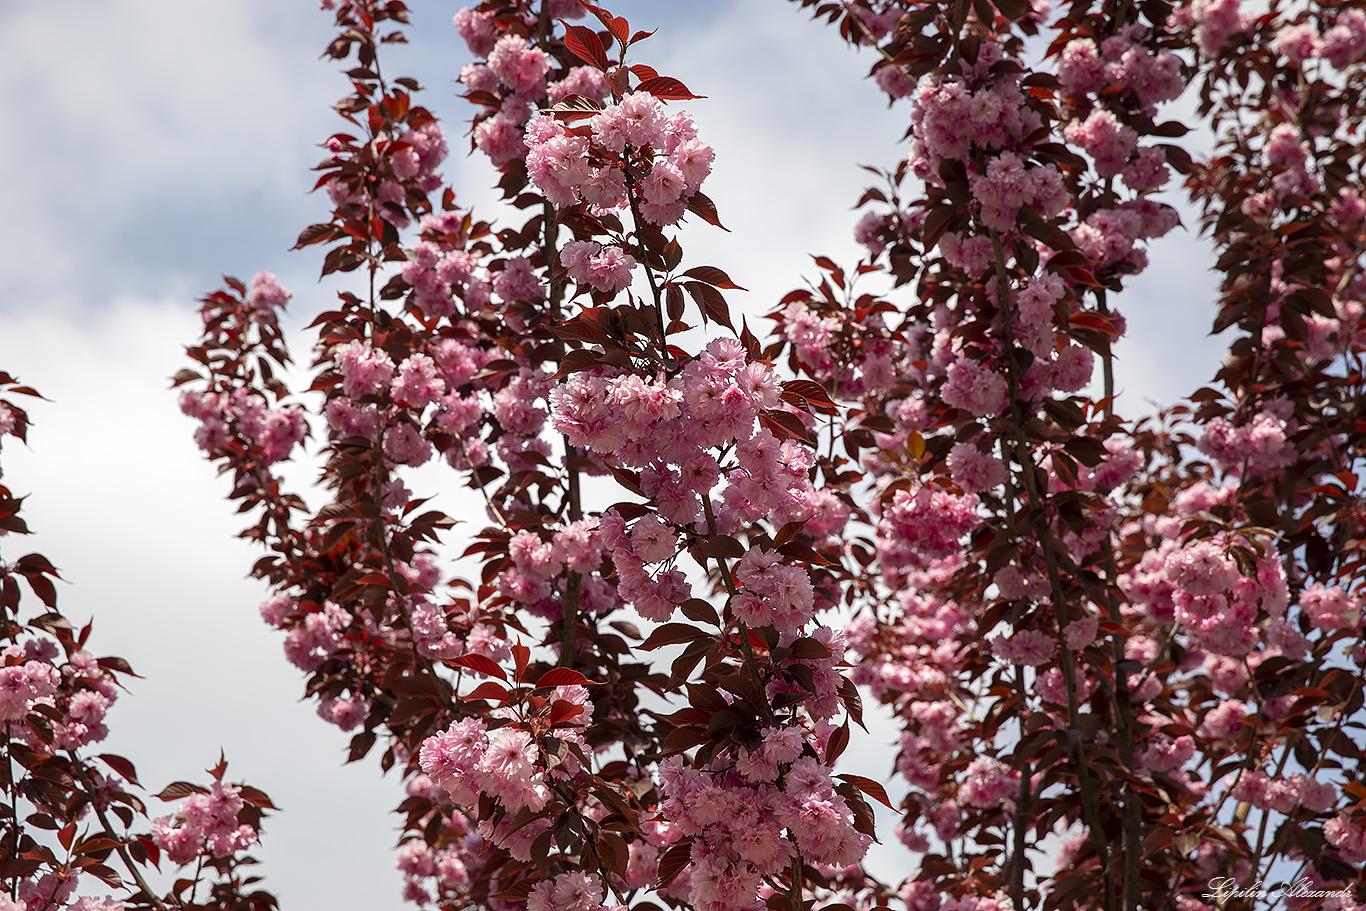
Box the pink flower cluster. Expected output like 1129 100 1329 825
181 389 306 471
1196 409 1297 478
494 519 620 624
180 388 307 467
395 822 482 907
967 151 1068 233
1324 813 1366 864
245 271 290 323
399 213 496 319
551 337 779 481
0 647 60 722
460 32 551 167
1298 583 1362 632
2 645 117 752
941 354 1008 417
958 756 1020 809
1056 32 1184 110
946 442 1007 493
1122 536 1289 655
908 50 1044 179
560 240 638 295
1064 110 1136 178
599 509 692 622
418 692 593 828
322 120 447 228
280 601 353 672
549 66 611 105
527 872 615 911
658 746 871 911
1225 769 1338 814
732 548 815 633
1320 8 1366 69
151 782 257 866
990 629 1054 667
875 484 981 580
1261 122 1322 200
525 92 714 225
778 300 853 383
1069 198 1180 272
1188 0 1251 57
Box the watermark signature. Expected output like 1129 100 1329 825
1203 878 1357 903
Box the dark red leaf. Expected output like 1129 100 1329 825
155 781 210 802
683 282 734 332
563 23 609 69
465 681 511 702
536 667 592 688
837 773 895 808
641 623 711 651
96 754 141 788
635 76 705 100
759 409 814 444
442 654 508 680
681 265 746 290
656 838 694 888
781 379 839 415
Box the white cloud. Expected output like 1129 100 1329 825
1 300 405 909
0 0 336 305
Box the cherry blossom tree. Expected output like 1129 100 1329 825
19 0 1366 910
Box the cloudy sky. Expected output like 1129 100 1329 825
0 1 1225 907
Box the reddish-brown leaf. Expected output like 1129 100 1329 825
636 76 705 100
536 667 592 688
563 24 609 69
442 654 508 680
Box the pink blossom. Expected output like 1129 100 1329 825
453 8 497 57
474 113 527 167
1058 39 1105 94
1276 23 1323 63
875 62 916 99
0 660 60 721
335 340 397 398
941 355 1008 417
492 256 545 304
1192 0 1249 56
486 34 551 97
1299 583 1361 631
1064 109 1137 178
561 240 638 294
990 629 1053 666
392 354 446 408
246 271 290 321
668 139 715 192
1297 775 1337 812
383 422 433 466
946 442 1006 493
618 92 667 148
1063 617 1098 651
1323 9 1366 68
549 66 610 104
959 757 1018 808
1199 699 1247 740
1324 814 1366 864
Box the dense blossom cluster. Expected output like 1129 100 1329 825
150 783 258 866
525 93 714 226
658 744 871 911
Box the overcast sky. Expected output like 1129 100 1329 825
0 2 1224 907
